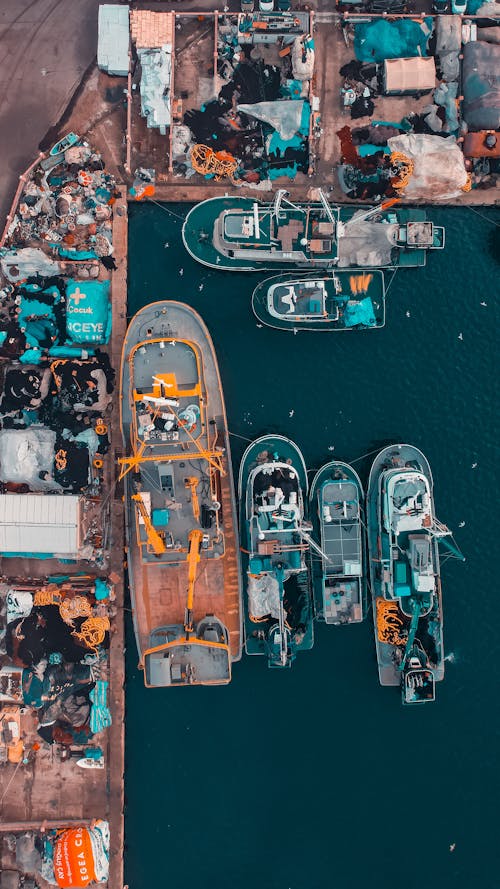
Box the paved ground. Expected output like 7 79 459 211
0 0 101 223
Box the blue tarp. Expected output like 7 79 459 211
90 681 112 734
344 298 377 328
354 18 433 63
66 279 111 344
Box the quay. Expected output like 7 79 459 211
0 0 497 886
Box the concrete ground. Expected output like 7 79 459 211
0 0 101 223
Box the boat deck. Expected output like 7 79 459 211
121 302 243 679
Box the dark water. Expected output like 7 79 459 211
125 203 499 889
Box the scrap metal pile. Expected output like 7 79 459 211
173 15 314 184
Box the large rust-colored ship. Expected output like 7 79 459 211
119 301 242 687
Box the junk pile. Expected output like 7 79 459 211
337 16 474 199
173 16 314 184
0 136 116 562
0 579 113 759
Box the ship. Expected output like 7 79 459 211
309 461 366 625
366 444 464 704
119 301 242 687
182 190 445 272
252 270 385 332
238 435 314 668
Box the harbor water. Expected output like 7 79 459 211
125 202 499 889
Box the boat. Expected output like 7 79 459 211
252 270 385 331
119 301 242 687
366 444 463 704
238 435 314 668
182 190 445 272
309 461 366 625
41 133 81 171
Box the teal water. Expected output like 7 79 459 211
125 203 499 889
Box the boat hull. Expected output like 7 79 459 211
366 444 444 693
182 196 443 272
119 301 242 686
252 270 386 331
238 434 314 664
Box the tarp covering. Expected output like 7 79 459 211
354 18 432 63
0 248 60 282
291 35 315 81
384 57 436 94
52 821 109 888
138 47 172 133
66 280 111 344
462 41 500 131
344 297 377 328
387 133 469 199
0 428 57 489
435 15 462 54
435 15 461 82
338 218 399 269
237 100 307 141
248 573 280 620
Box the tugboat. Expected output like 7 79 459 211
119 301 242 687
182 190 445 272
366 444 464 704
238 435 314 668
309 461 366 625
252 270 385 332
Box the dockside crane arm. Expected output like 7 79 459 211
132 493 166 556
184 477 200 522
184 529 204 637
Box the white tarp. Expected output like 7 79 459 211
237 100 305 141
387 133 468 199
0 248 60 282
248 573 281 621
338 218 399 269
0 428 58 490
291 36 315 82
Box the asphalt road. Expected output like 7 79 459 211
0 0 101 224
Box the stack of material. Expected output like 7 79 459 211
97 4 130 77
130 9 174 48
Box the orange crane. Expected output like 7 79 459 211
184 476 200 522
184 529 204 637
132 493 166 556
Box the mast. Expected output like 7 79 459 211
429 518 465 561
398 598 423 671
296 526 333 564
318 188 337 227
275 565 289 667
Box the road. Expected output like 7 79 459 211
0 0 101 224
